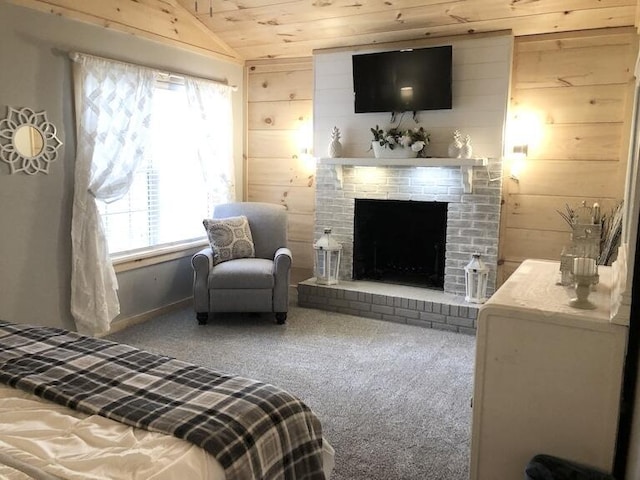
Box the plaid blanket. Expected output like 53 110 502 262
0 321 325 480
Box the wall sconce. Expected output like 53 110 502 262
295 121 315 174
513 144 528 156
507 109 543 182
510 144 528 182
296 121 313 157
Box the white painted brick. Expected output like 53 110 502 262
315 137 501 295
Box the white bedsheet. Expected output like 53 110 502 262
0 384 334 479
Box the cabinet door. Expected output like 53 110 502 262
470 312 626 480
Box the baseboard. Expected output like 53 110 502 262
102 298 192 337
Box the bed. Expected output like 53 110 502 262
0 321 334 479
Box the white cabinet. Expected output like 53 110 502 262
470 259 627 479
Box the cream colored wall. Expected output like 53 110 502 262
0 2 244 330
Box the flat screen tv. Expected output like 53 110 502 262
352 45 452 113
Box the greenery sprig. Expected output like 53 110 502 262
370 124 430 157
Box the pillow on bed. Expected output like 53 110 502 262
203 215 256 265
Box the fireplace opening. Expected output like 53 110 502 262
353 199 447 289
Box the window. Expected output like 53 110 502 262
98 76 223 255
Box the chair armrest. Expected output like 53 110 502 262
273 247 292 273
273 248 292 313
192 247 213 273
191 248 213 313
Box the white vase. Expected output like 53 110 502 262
371 141 417 159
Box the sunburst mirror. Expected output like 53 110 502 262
0 106 63 175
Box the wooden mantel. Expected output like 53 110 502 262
318 157 489 193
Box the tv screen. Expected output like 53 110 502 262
352 45 453 113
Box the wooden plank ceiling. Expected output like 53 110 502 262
176 0 639 59
8 0 639 60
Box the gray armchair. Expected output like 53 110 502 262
191 202 292 325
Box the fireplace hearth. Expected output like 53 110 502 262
353 199 447 289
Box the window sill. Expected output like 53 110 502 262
112 239 209 273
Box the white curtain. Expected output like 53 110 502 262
70 53 156 335
184 77 235 204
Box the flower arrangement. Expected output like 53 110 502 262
370 125 430 157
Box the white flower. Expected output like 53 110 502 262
370 124 429 155
411 141 425 152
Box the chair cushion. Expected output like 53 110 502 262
208 258 275 289
203 215 255 265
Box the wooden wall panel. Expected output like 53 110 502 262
515 161 625 197
515 29 635 52
248 100 312 130
246 70 313 102
246 58 316 280
511 85 626 124
247 157 315 188
502 229 572 263
287 213 314 243
531 124 623 161
499 28 638 285
513 44 634 89
505 195 619 231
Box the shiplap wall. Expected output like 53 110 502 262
313 33 513 160
245 58 316 281
500 28 638 283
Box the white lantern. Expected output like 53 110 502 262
313 227 342 285
464 253 489 303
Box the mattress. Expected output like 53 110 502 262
0 384 335 479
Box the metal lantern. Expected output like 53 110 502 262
464 253 489 303
313 227 342 285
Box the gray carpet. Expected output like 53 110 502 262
107 301 476 480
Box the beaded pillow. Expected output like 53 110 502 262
203 215 255 265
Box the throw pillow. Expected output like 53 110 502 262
203 215 256 265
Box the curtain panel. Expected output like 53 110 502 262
70 53 236 335
70 53 156 335
184 77 235 204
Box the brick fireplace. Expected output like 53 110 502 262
297 159 502 333
303 35 511 333
314 160 501 295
